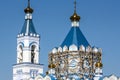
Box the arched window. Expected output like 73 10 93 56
31 45 36 63
18 45 23 63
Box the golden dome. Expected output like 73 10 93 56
70 12 80 21
24 7 33 13
95 62 103 68
48 63 56 69
46 71 49 75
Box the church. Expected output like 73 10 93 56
13 0 120 80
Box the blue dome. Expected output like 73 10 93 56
61 27 90 47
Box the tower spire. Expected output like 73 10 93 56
20 0 37 36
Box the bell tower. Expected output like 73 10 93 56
13 0 43 80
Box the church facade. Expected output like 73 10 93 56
13 0 119 80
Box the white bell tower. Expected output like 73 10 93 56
13 0 43 80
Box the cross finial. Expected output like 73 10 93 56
24 0 33 13
28 0 30 7
74 0 76 13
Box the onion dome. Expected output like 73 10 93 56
48 63 56 69
24 7 33 13
46 71 49 75
24 0 33 13
95 62 103 68
70 0 80 21
70 12 80 21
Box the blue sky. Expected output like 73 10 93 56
0 0 120 80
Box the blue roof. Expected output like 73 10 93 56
61 27 90 47
47 74 57 80
20 19 37 35
38 74 46 77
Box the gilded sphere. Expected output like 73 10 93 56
95 62 103 68
48 63 56 68
24 7 33 13
70 12 80 21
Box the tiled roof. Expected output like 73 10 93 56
20 19 36 35
61 27 90 47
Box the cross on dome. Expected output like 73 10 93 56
24 0 33 13
70 0 80 27
74 0 77 13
